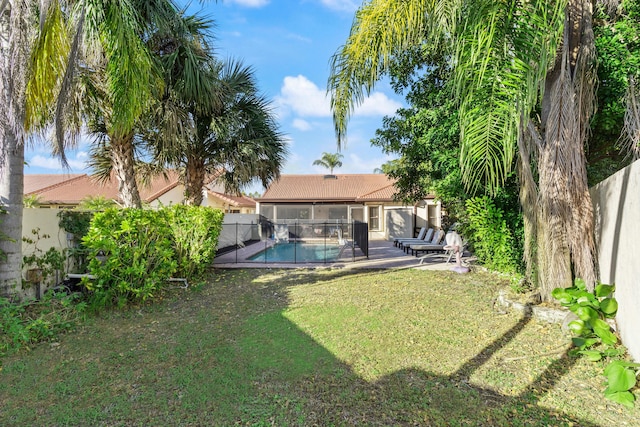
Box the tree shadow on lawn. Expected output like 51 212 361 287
0 268 603 426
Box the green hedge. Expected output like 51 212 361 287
167 205 224 278
464 196 520 275
81 206 224 308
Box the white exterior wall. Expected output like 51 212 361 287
591 160 640 361
150 185 185 207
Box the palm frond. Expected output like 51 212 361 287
453 0 566 193
328 0 461 146
25 0 70 133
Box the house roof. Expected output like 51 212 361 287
207 190 256 208
258 174 400 202
25 171 181 205
24 174 85 194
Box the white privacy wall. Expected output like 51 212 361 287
591 159 640 361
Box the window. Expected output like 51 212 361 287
368 206 380 230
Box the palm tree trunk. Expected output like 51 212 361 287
184 155 205 206
0 1 31 297
537 0 598 299
110 133 142 208
0 130 24 297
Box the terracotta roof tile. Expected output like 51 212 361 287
357 183 398 201
207 191 256 208
258 174 397 202
24 174 85 195
26 171 180 205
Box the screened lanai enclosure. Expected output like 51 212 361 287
214 217 369 264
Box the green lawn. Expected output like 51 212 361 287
1 268 637 426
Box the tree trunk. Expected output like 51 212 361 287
184 155 205 206
0 130 24 297
110 133 142 208
0 1 30 297
537 0 598 299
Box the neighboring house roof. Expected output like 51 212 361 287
24 174 85 194
258 174 401 203
25 171 181 205
207 190 256 208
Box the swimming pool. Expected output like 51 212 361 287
248 242 344 263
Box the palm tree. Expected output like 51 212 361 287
79 0 194 208
147 53 287 206
313 152 343 174
329 0 610 300
0 2 34 294
0 0 188 293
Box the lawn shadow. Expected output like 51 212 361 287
199 269 598 425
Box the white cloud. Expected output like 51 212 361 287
346 152 395 174
276 75 402 119
320 0 359 12
28 155 87 171
224 0 269 7
356 92 402 116
277 75 330 117
292 118 312 131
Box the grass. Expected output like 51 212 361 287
1 267 638 426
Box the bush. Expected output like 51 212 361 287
464 196 521 274
167 205 224 278
58 210 95 273
82 208 177 308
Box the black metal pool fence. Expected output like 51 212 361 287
215 219 369 264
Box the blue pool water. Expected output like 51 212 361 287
249 242 343 262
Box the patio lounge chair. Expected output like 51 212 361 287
393 227 427 247
406 229 445 255
396 228 434 250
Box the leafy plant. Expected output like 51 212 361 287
0 291 86 358
77 196 116 210
82 208 177 308
463 196 521 275
553 279 640 407
22 228 66 286
167 205 224 278
58 211 94 273
23 195 42 208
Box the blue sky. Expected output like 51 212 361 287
25 0 404 193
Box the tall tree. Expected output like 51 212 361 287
148 55 287 206
328 0 624 300
0 1 33 295
312 152 343 174
81 0 190 208
0 0 187 293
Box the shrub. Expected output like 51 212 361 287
167 205 224 278
82 208 177 308
22 228 66 286
464 196 520 274
58 210 94 273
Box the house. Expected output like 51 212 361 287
203 183 257 214
24 172 256 213
256 174 441 240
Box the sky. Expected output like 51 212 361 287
24 0 405 194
